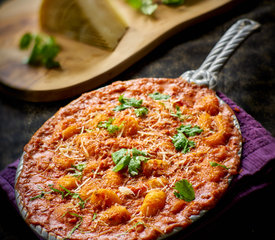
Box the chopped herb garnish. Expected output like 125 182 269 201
134 106 148 117
58 185 86 209
172 124 203 153
149 92 171 100
19 32 32 49
71 163 86 178
19 32 61 69
173 179 195 202
112 148 149 176
209 161 229 170
98 118 121 134
64 212 83 240
49 186 65 198
126 0 184 15
177 124 203 137
48 185 85 208
113 95 148 117
172 132 195 154
170 105 183 120
72 163 86 172
30 186 52 201
92 213 97 221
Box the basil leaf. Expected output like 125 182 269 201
113 95 148 117
131 148 148 156
112 148 149 176
177 124 203 137
112 155 131 172
173 179 195 202
128 156 142 176
113 95 142 111
149 92 171 100
172 132 195 153
112 148 128 164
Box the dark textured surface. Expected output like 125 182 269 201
0 0 274 239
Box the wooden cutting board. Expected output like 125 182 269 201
0 0 241 102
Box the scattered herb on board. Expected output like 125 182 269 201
112 148 149 176
173 179 195 202
149 92 171 100
113 95 148 117
126 0 184 15
209 161 229 170
19 32 61 69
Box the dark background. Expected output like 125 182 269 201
0 0 274 240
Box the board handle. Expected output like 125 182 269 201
181 19 260 88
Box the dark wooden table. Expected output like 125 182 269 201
0 0 274 240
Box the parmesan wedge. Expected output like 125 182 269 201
39 0 128 50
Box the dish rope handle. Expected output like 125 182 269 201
181 19 260 89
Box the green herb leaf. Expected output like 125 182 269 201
113 95 143 111
71 163 86 178
173 179 195 202
162 0 184 5
58 185 86 209
170 105 183 120
113 95 148 117
126 0 142 9
209 161 229 170
72 163 86 172
64 213 83 240
149 92 171 100
126 0 184 16
49 186 65 198
177 124 203 137
19 33 32 49
127 221 145 232
98 118 121 134
135 107 148 117
172 132 195 153
19 32 61 69
92 213 97 221
140 0 158 15
112 148 149 176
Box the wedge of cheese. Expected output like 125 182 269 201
39 0 128 50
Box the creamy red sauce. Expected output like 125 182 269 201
16 78 241 240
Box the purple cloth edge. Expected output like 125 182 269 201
0 92 274 239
